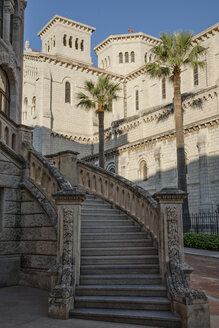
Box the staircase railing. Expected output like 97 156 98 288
77 160 159 243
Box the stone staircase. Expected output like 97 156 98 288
70 194 181 328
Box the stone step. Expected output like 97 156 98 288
80 274 162 286
81 247 157 256
81 239 153 248
82 208 120 214
76 285 167 297
83 203 113 209
80 264 160 275
81 219 133 226
81 226 141 233
70 308 181 328
81 255 159 266
81 232 147 241
74 296 170 311
81 214 128 219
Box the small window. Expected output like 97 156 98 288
81 40 84 51
162 78 166 99
108 56 110 67
194 66 198 86
131 51 135 63
69 36 72 48
53 37 56 47
135 90 139 111
63 34 67 46
12 133 16 150
65 81 71 103
144 52 147 63
149 54 152 62
75 38 78 50
4 126 9 145
0 67 10 116
32 96 36 115
119 52 123 64
139 160 147 181
125 52 129 63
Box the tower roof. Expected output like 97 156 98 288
94 32 161 55
38 15 96 38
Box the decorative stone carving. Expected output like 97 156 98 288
166 206 180 266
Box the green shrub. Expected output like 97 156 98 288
184 232 219 251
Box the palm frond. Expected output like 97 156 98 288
76 92 95 109
146 62 170 79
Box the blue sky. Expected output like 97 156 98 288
24 0 219 66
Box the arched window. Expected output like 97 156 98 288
0 0 4 38
48 43 50 52
75 38 78 50
105 58 107 68
65 81 71 103
53 36 56 47
0 67 10 116
31 96 36 115
69 36 72 48
162 78 166 99
139 160 147 181
149 54 152 62
135 90 139 111
12 133 16 150
125 52 129 63
4 126 9 145
81 40 84 51
63 34 67 46
108 56 110 67
144 52 147 63
119 52 123 64
131 51 135 63
194 66 198 86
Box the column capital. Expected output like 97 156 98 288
4 0 15 15
153 188 187 204
53 188 85 205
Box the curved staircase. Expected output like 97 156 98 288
70 194 181 328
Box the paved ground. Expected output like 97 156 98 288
0 250 218 328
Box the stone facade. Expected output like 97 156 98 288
22 16 219 213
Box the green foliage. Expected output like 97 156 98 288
76 75 120 112
146 31 206 79
184 232 219 251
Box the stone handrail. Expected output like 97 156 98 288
23 142 72 201
0 111 32 153
77 160 159 242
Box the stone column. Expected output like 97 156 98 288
153 188 187 281
3 0 14 44
154 188 210 328
46 151 79 187
154 147 162 192
197 139 211 213
48 189 85 320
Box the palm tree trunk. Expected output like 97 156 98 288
98 109 105 169
174 72 190 219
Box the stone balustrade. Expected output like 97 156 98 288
0 111 32 153
23 142 72 203
77 160 159 243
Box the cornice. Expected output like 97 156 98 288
192 22 219 44
23 51 124 82
94 32 160 55
38 15 95 38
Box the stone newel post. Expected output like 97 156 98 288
154 188 210 328
48 189 85 320
153 188 187 282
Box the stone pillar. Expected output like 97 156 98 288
46 151 79 187
154 147 162 192
153 188 187 281
154 188 210 328
197 139 211 213
3 0 14 44
48 189 85 319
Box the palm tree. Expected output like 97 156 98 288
76 75 120 168
146 31 205 215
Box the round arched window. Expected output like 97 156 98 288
0 67 10 116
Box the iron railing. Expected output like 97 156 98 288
183 212 219 235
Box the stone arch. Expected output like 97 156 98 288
106 161 116 174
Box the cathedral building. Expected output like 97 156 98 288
22 15 219 213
